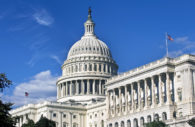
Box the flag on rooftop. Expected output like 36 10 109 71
25 92 29 97
167 34 174 41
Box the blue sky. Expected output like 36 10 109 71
1 0 195 107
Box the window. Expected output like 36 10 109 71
90 115 92 119
177 88 182 101
63 122 68 127
127 120 131 127
162 112 167 121
63 114 66 118
95 114 97 117
53 113 57 117
147 115 151 123
73 115 77 119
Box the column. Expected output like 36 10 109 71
23 114 27 124
105 64 108 73
151 77 155 107
69 82 72 96
50 111 53 120
59 112 62 127
63 83 65 97
113 89 116 115
107 91 110 118
20 116 22 127
125 85 128 113
92 63 94 71
82 80 85 94
57 85 59 99
76 80 79 95
144 79 148 108
65 82 68 96
99 80 102 95
93 80 95 94
69 112 72 127
131 84 134 111
79 114 82 127
119 87 122 114
87 79 90 94
138 81 141 110
166 72 171 104
97 63 99 72
159 74 163 105
101 64 104 72
59 84 61 98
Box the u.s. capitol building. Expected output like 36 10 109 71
11 9 195 127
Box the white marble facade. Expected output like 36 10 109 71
11 9 195 127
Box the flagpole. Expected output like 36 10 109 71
165 32 169 57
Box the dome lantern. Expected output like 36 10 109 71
84 7 95 36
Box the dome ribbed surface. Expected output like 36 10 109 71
67 36 112 59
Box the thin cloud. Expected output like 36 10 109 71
33 9 54 26
2 70 58 107
169 36 195 58
50 55 62 64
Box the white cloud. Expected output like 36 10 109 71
33 9 54 26
50 55 62 64
3 70 58 107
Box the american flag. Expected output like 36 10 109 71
25 92 29 97
167 34 174 41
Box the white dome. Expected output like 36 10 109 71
67 36 112 59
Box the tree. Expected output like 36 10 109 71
0 73 12 92
0 73 15 127
35 115 56 127
145 121 167 127
188 118 195 127
22 119 35 127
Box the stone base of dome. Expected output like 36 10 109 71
57 95 106 104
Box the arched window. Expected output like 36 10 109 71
73 123 78 127
63 122 68 127
115 122 118 127
121 121 124 127
109 123 112 127
127 120 131 127
140 117 144 127
162 112 167 121
101 120 104 127
147 115 151 123
154 114 159 121
133 119 138 127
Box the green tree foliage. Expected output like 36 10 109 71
35 115 56 127
145 121 167 127
188 118 195 127
22 119 35 127
0 73 15 127
0 73 12 92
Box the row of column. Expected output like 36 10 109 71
49 111 85 127
107 72 174 118
57 79 106 99
64 62 116 75
15 113 31 127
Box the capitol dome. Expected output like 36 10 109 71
56 8 118 103
67 36 112 59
